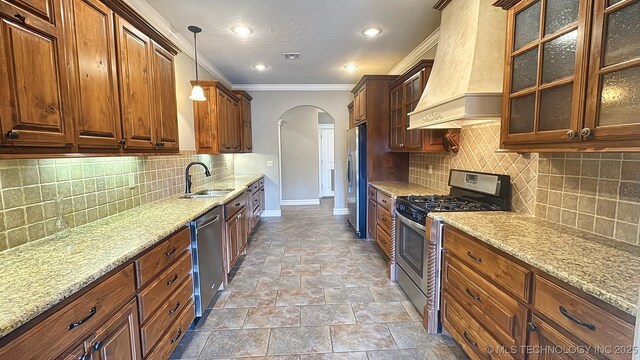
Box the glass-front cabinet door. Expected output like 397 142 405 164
502 0 589 146
585 0 640 142
389 85 403 149
403 70 425 150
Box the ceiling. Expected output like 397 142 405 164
145 0 441 84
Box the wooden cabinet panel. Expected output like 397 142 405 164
528 315 598 360
444 226 532 301
225 193 246 220
376 205 392 234
226 212 239 271
152 41 178 150
69 0 122 150
347 101 354 129
0 264 135 359
137 251 192 323
443 253 527 355
134 227 190 289
367 198 377 242
376 191 391 211
234 91 253 153
533 275 634 360
3 0 55 22
60 342 89 360
375 224 391 258
116 16 154 150
0 0 74 148
90 299 141 360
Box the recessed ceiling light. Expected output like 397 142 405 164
344 64 358 72
231 25 253 36
254 64 268 71
362 27 382 37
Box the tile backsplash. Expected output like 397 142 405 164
0 151 233 252
410 123 640 245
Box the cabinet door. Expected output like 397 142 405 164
237 207 247 253
389 85 404 150
232 99 241 151
403 70 424 150
216 90 232 151
193 87 215 153
60 341 89 360
584 0 640 142
226 216 239 270
502 0 589 146
348 102 354 129
358 86 367 121
241 97 252 152
0 0 75 148
368 199 377 241
528 315 598 360
152 42 178 149
69 0 122 150
116 16 155 150
90 299 141 360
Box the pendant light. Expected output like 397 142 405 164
188 25 206 101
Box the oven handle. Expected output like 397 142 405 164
397 212 426 232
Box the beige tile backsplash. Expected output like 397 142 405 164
0 151 233 252
410 123 640 245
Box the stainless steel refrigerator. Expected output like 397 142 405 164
346 125 366 238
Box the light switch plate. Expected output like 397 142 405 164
267 161 274 167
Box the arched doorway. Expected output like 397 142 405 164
277 106 336 209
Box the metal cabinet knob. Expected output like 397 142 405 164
566 130 579 140
6 130 19 140
581 128 593 139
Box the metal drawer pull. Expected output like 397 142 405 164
169 301 181 314
465 288 481 301
68 307 97 330
165 247 177 257
466 251 482 263
382 217 388 222
463 331 477 348
166 274 179 286
235 202 241 206
559 306 596 331
93 340 103 351
170 328 183 344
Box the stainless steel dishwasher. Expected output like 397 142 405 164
190 206 224 317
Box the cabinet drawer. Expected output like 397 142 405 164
375 224 391 258
376 191 391 210
250 190 260 210
444 226 531 301
443 253 527 354
250 180 260 192
135 227 190 288
376 206 393 233
533 276 634 360
225 194 245 219
144 300 194 360
140 277 194 356
138 251 192 323
0 265 135 359
442 292 514 360
369 186 377 199
259 178 264 189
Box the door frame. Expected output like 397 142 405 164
318 124 335 197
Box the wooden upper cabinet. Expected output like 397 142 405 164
0 0 75 148
152 42 179 150
501 0 640 151
69 0 122 150
193 80 244 154
116 16 155 150
347 101 354 129
234 90 253 153
584 0 640 143
388 60 447 153
352 85 367 125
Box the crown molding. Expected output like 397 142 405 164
122 0 233 88
232 84 354 91
387 27 440 75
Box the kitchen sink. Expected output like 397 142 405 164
181 189 233 198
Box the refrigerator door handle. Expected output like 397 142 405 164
347 154 352 185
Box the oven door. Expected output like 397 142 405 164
395 213 428 294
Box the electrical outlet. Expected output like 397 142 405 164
267 161 274 167
96 177 106 191
428 165 433 174
128 173 136 189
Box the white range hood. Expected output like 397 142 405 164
408 0 507 130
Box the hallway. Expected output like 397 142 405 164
171 201 466 359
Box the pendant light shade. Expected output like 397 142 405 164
188 25 206 101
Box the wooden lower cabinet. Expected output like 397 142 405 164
367 198 377 242
442 225 635 360
90 299 141 360
368 186 394 258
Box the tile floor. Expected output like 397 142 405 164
171 200 466 359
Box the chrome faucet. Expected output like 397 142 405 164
185 162 212 194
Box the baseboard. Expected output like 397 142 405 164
333 208 349 215
280 199 321 206
262 210 282 217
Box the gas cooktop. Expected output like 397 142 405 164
401 195 504 212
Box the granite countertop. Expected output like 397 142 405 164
429 211 640 317
0 174 263 338
368 181 442 198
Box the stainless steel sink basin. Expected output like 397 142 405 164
181 189 233 198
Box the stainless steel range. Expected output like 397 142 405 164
395 169 511 333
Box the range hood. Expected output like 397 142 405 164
408 0 507 129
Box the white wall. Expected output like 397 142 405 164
174 52 218 150
280 106 321 202
234 91 352 213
